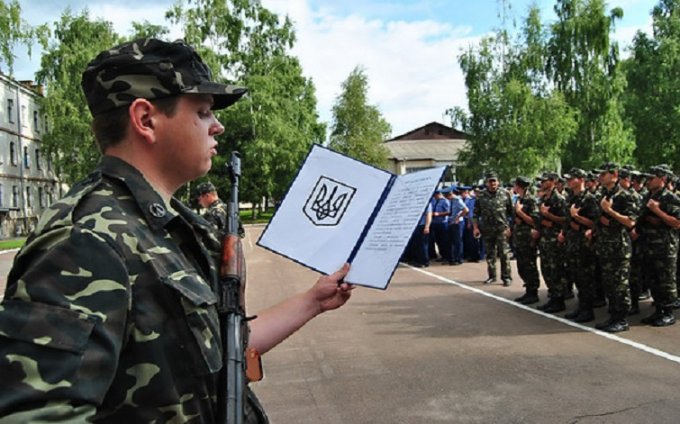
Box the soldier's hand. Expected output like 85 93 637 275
600 197 612 212
515 202 523 213
504 228 511 239
473 227 480 239
557 231 565 243
630 228 639 241
312 264 354 313
540 203 550 216
531 229 540 239
647 198 660 213
570 204 580 217
585 229 593 240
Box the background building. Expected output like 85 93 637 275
0 73 59 238
384 122 467 181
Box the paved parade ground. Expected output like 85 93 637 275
2 226 680 423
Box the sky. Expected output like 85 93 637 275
14 0 657 137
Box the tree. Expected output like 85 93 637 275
35 10 121 184
623 0 680 169
329 66 391 168
450 6 577 183
167 0 325 211
547 0 634 168
0 0 47 75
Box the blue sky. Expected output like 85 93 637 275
14 0 656 136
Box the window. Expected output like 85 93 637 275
47 154 52 171
26 186 31 208
7 99 14 123
10 142 17 166
0 184 3 207
35 148 41 170
47 191 53 206
24 146 30 168
12 186 18 208
38 187 44 208
33 111 40 133
21 105 26 127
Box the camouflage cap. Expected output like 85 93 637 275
594 162 619 173
485 171 499 181
563 168 587 179
514 176 532 187
539 172 559 181
81 38 248 116
648 164 674 178
195 181 217 196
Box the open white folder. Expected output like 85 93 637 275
257 144 446 289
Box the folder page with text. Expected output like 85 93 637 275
257 144 445 289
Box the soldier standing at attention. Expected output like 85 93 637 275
0 38 354 422
196 181 228 232
473 172 514 286
535 172 568 313
634 165 680 326
590 162 639 333
620 167 645 315
512 177 541 304
561 168 599 322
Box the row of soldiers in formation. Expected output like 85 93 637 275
406 163 680 334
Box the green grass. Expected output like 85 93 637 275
0 238 26 250
239 208 274 225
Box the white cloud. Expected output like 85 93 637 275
265 0 480 137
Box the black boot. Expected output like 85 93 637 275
515 290 539 305
543 298 566 313
537 299 554 311
597 314 629 333
651 307 676 327
573 309 595 323
564 308 581 319
629 298 640 316
641 306 663 325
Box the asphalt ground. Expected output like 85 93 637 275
2 228 680 423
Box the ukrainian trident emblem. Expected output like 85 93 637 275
303 176 356 226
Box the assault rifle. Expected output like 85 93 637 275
218 151 263 424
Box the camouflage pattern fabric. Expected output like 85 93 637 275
512 191 540 291
637 187 680 307
0 156 235 422
203 199 228 233
81 38 247 116
473 187 514 279
564 190 599 308
538 188 567 299
594 183 639 318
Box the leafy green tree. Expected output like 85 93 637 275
450 6 577 183
547 0 634 168
623 0 680 169
0 0 47 75
35 10 121 184
168 0 325 212
329 66 391 168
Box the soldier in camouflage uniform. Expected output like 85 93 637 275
473 172 514 286
591 162 639 333
634 165 680 326
536 172 568 313
512 177 541 304
196 181 228 233
620 167 645 315
561 168 599 323
0 38 354 422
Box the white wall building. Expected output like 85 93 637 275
0 73 59 238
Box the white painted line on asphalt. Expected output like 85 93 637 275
405 264 680 366
0 248 20 255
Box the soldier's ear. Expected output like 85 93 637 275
129 98 157 145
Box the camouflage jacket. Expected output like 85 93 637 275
538 188 567 237
203 199 228 233
565 189 599 236
472 188 514 233
594 183 639 257
0 156 227 422
637 187 680 257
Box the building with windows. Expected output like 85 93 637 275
383 122 468 181
0 73 60 238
